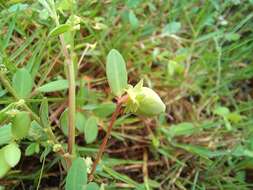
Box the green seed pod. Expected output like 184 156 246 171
12 111 31 139
125 80 166 116
0 150 11 179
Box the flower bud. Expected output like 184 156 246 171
125 80 166 116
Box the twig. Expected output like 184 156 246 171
88 95 128 181
143 149 150 190
51 7 76 160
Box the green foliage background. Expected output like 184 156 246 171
1 0 253 189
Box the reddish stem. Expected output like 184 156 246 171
88 95 128 181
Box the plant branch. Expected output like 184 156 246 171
0 70 70 167
52 8 76 160
88 95 128 181
58 35 76 157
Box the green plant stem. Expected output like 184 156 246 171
88 95 128 181
53 19 76 159
66 59 76 157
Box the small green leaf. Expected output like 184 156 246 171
0 111 8 124
167 60 176 76
213 106 230 117
65 157 87 190
3 143 21 167
37 79 68 92
25 143 40 156
224 117 232 131
167 60 184 77
232 145 253 157
93 103 116 118
85 182 100 190
106 49 128 97
0 124 12 146
227 112 244 123
167 122 195 137
76 80 87 106
12 111 31 139
0 150 10 179
8 3 29 13
126 0 141 8
162 22 181 36
39 9 49 20
12 68 33 98
84 116 98 144
49 24 72 37
76 112 87 132
28 121 47 141
60 109 69 135
128 10 139 29
225 33 240 41
57 0 75 11
60 109 86 135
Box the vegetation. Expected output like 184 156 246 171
0 0 253 189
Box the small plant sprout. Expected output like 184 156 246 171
88 49 166 181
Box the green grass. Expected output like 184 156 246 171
1 0 253 189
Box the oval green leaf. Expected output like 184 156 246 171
12 68 33 98
65 157 87 190
0 124 12 146
162 21 181 36
106 49 128 97
93 103 116 118
84 116 98 144
167 122 195 137
213 106 230 117
60 109 86 135
12 111 31 139
25 143 38 156
3 143 21 167
49 24 71 37
128 10 139 29
0 150 11 178
37 79 69 92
